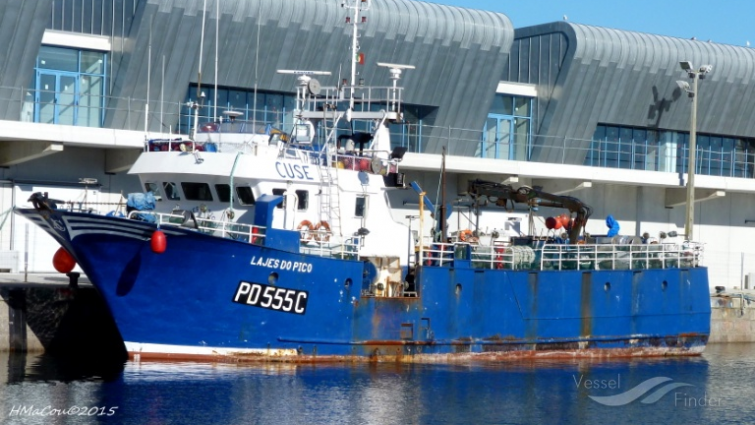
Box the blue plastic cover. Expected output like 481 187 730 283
127 192 156 211
605 214 620 237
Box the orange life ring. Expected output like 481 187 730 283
458 229 478 243
297 220 314 241
313 221 331 243
251 226 260 244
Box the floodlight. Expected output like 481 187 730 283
679 61 693 71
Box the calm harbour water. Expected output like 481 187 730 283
1 344 754 425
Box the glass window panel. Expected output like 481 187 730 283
79 75 102 127
38 73 56 124
586 125 606 167
709 136 722 176
632 129 646 170
252 93 266 124
80 51 105 74
489 94 513 115
38 46 78 72
513 118 529 161
514 97 530 117
618 128 632 169
696 134 710 174
483 117 497 159
355 196 367 217
283 95 297 131
163 182 181 200
267 94 284 127
678 133 690 174
215 89 229 112
215 184 231 203
181 182 213 201
228 90 247 118
58 75 76 126
645 130 658 171
497 118 512 159
722 138 734 177
144 183 162 201
295 190 308 211
604 126 619 167
236 186 255 205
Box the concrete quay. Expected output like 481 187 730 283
0 272 125 360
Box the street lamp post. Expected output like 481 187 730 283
676 61 712 241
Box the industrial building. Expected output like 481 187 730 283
0 0 753 288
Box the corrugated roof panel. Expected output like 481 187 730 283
99 0 512 151
514 21 755 164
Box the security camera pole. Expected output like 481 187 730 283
676 61 712 241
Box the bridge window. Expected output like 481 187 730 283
144 182 162 201
355 195 367 217
163 182 181 200
295 190 308 211
215 184 231 203
236 187 255 205
181 182 213 201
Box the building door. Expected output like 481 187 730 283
35 71 79 125
482 114 512 159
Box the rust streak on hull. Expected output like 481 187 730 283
128 345 705 365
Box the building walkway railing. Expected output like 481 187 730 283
1 85 753 179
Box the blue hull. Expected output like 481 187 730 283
18 208 711 362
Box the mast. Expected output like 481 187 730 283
214 0 218 123
439 146 447 242
193 0 208 140
341 0 370 109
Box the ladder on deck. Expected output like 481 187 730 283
318 146 342 240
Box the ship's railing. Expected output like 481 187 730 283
537 242 704 271
301 85 405 117
128 210 264 242
126 211 360 259
278 148 400 175
419 241 705 271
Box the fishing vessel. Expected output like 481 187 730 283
15 0 710 362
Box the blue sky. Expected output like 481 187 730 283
428 0 754 47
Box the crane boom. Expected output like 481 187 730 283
467 179 592 244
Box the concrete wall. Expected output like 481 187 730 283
710 296 755 343
0 287 44 352
0 282 126 360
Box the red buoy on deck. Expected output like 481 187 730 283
53 247 76 273
545 217 557 229
151 230 167 254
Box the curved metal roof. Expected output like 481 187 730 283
105 0 513 151
511 22 755 163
